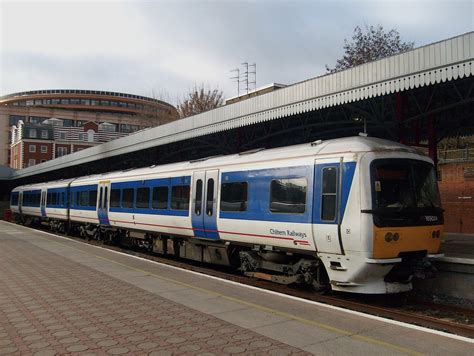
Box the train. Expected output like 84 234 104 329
9 136 444 294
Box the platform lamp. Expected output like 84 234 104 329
352 116 367 135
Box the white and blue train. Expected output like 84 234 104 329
10 136 444 294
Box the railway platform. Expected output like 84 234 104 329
0 221 472 355
414 233 474 301
441 233 474 259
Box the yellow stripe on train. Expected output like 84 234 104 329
373 225 443 259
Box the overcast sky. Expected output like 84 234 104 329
1 0 472 104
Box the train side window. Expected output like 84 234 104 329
61 192 65 206
195 179 203 215
122 188 134 208
220 182 248 212
52 192 57 205
89 190 98 207
79 191 89 206
171 185 190 210
206 179 214 216
321 167 338 221
270 178 306 214
152 186 168 209
75 192 80 207
136 187 150 208
110 189 121 207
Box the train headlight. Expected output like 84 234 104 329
392 233 400 241
436 230 441 238
432 231 436 238
384 232 393 242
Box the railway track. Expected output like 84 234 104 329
31 225 474 339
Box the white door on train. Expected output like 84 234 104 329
312 158 343 254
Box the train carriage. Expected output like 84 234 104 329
10 136 444 294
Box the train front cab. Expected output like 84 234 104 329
327 151 444 294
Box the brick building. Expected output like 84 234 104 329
10 119 130 169
438 157 474 234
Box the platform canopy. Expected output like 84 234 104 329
10 32 474 181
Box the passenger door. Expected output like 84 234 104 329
97 181 111 225
40 190 47 217
312 158 343 254
192 170 220 240
19 192 23 214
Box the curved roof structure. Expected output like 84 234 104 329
0 89 175 115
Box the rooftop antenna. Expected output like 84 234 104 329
241 62 249 94
248 63 256 91
230 68 240 96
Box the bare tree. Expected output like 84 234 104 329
326 25 414 73
177 84 224 118
135 89 178 128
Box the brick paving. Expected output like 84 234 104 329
0 234 308 355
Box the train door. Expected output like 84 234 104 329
40 190 47 217
97 181 111 225
191 170 220 240
19 192 23 214
312 158 343 254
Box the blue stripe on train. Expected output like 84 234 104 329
220 162 356 225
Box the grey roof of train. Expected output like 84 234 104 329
11 31 472 180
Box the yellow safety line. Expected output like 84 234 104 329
8 224 423 356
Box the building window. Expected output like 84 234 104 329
78 133 86 141
9 115 26 126
29 129 37 138
41 130 48 139
57 147 68 157
41 145 48 153
29 145 36 153
28 159 36 167
62 119 74 127
59 132 66 140
29 116 47 124
87 130 94 142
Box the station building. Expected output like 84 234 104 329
0 89 179 167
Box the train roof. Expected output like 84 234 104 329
69 136 423 184
13 136 426 190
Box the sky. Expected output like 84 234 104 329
0 0 473 104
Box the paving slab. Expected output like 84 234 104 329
0 221 473 356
